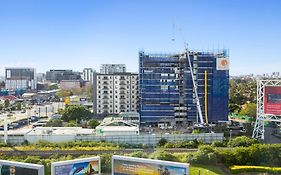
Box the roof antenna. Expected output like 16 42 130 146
171 23 175 42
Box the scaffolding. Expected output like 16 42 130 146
252 80 281 139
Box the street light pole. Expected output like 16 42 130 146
4 113 8 144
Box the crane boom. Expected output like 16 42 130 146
184 43 204 124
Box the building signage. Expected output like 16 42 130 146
216 58 229 70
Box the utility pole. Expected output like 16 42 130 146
4 113 8 144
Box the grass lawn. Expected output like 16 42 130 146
190 164 226 175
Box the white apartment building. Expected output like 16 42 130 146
93 73 138 117
82 68 94 84
100 64 126 74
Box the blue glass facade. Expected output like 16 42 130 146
139 50 229 124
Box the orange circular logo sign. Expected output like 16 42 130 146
221 59 228 66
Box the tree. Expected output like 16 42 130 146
47 84 58 90
227 136 259 147
229 78 257 114
87 119 100 129
157 138 168 147
4 99 10 109
56 90 72 98
16 102 22 110
61 105 92 122
239 103 256 118
46 119 63 127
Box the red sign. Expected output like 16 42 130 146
264 86 281 115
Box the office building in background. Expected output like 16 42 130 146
46 69 81 83
5 67 37 90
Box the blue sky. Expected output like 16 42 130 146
0 0 280 75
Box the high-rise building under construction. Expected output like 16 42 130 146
139 50 229 125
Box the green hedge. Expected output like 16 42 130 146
230 165 281 174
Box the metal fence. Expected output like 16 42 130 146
0 133 224 145
76 133 224 146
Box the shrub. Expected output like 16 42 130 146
188 145 218 165
211 141 226 147
128 151 148 158
149 151 179 162
157 138 168 147
228 136 259 147
100 154 112 173
230 165 281 174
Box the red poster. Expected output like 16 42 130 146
264 86 281 115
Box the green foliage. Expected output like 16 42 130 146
227 136 259 147
47 84 58 90
65 120 77 127
61 105 92 122
128 151 148 158
211 141 226 147
87 119 100 129
16 102 22 110
192 129 201 134
100 154 112 173
229 78 257 113
188 145 218 165
157 138 168 147
217 144 281 166
230 165 281 174
149 151 179 162
45 119 63 127
4 99 10 108
163 140 201 149
56 90 72 98
239 103 256 118
190 165 225 175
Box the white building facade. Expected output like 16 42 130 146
93 73 138 117
100 64 126 74
82 68 94 84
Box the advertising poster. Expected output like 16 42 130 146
51 157 100 175
0 165 38 175
112 156 189 175
264 86 281 115
0 160 44 175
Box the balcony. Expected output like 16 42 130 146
102 96 109 99
120 96 126 100
103 105 109 109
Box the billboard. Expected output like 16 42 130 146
0 160 44 175
264 86 281 115
112 155 189 175
51 156 100 175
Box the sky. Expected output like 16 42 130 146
0 0 280 76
